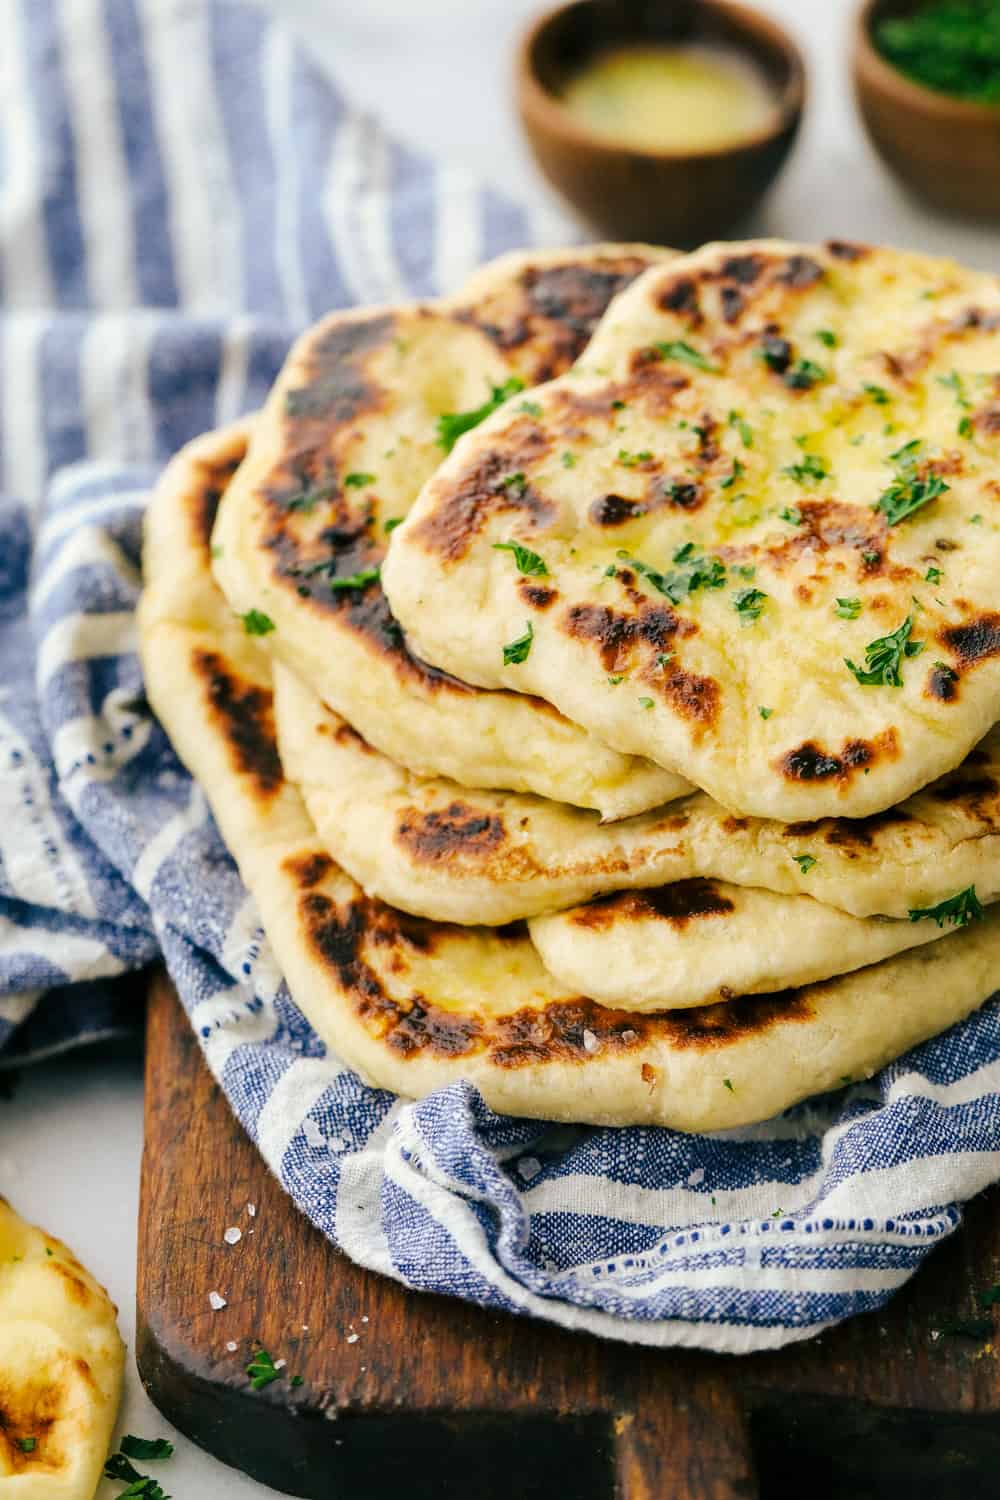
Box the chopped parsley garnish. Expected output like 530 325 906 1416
436 377 524 452
834 597 862 619
959 414 974 438
561 450 577 468
736 564 756 579
784 358 826 390
330 565 381 592
925 564 942 583
502 621 534 665
103 1446 172 1499
246 1346 283 1391
728 410 754 447
285 482 334 513
723 1078 735 1093
620 544 726 606
120 1437 174 1461
971 513 984 524
932 660 958 682
384 516 403 533
492 539 548 576
654 339 719 373
343 471 375 488
210 544 223 559
656 652 674 669
618 448 652 467
638 696 654 710
607 674 624 685
908 885 985 928
518 399 542 416
815 329 838 348
16 1437 36 1453
501 471 526 494
240 609 275 636
782 453 828 484
291 1375 304 1387
874 444 950 525
937 370 970 408
732 587 768 623
779 505 802 525
792 854 817 873
720 459 745 490
758 705 773 719
845 612 925 687
863 382 891 405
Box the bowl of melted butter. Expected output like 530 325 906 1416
517 1 805 245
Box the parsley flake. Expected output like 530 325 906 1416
502 621 534 665
815 329 838 348
728 410 754 447
937 370 970 409
436 378 524 452
782 453 828 485
656 652 674 668
343 471 375 489
518 399 542 416
120 1437 174 1461
723 1078 735 1093
779 506 802 525
561 450 577 468
246 1346 283 1391
240 609 275 636
17 1437 36 1453
384 516 403 533
720 458 745 490
620 545 726 606
638 696 654 709
834 597 862 619
845 612 924 687
958 415 974 438
607 674 624 685
784 358 826 390
908 886 985 928
925 565 942 583
618 448 652 468
875 442 950 526
758 705 773 719
863 382 891 405
492 539 547 576
330 565 381 592
793 854 817 873
654 339 719 372
732 587 768 623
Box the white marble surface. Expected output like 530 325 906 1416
3 1 997 1494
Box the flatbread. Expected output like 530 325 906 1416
211 244 693 821
273 652 1000 922
384 240 1000 821
0 1196 124 1498
528 879 948 1011
139 423 1000 1132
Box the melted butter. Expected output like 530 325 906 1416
561 43 776 152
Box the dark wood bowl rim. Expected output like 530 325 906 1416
854 0 1000 124
517 0 806 164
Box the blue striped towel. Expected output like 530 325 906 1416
4 0 1000 1353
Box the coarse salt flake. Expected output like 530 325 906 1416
620 1029 638 1044
226 1340 238 1353
224 1226 242 1245
208 1291 227 1311
246 1203 256 1217
582 1029 599 1053
346 1333 359 1344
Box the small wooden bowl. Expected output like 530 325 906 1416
853 0 1000 219
515 0 805 248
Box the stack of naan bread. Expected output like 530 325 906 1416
140 240 1000 1133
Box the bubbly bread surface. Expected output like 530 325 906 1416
210 244 690 819
384 240 1000 821
137 423 1000 1132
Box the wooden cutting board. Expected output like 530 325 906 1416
137 971 1000 1499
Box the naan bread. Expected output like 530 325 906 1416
211 244 692 820
273 650 1000 922
529 879 950 1011
139 423 1000 1132
384 240 1000 821
0 1197 124 1499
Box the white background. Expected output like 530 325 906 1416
3 1 997 1496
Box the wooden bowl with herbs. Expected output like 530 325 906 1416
854 0 1000 218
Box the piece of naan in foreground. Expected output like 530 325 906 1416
529 878 970 1011
0 1197 124 1498
211 244 692 820
273 657 1000 922
138 424 1000 1132
384 240 1000 822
